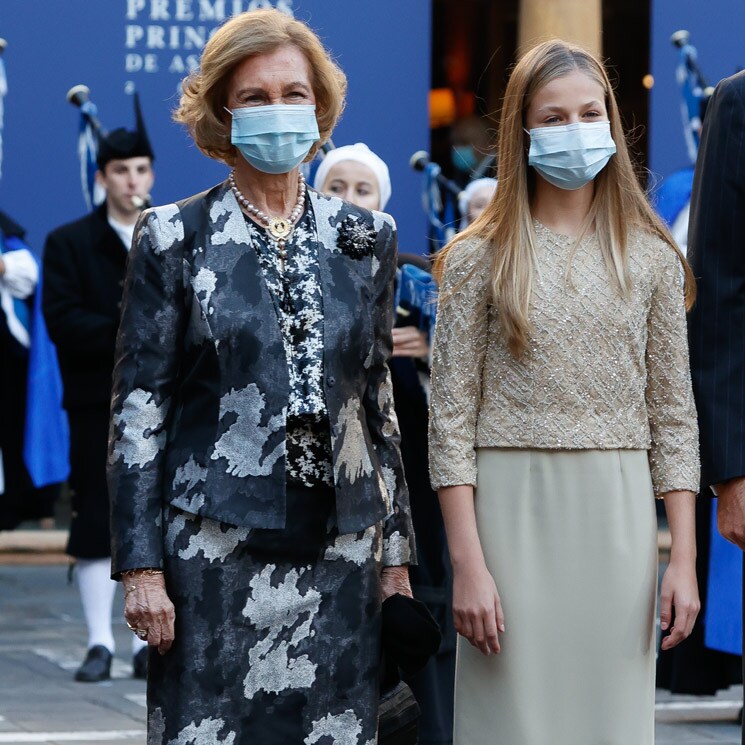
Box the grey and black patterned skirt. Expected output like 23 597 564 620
147 484 383 745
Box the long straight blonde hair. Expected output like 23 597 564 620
434 39 696 358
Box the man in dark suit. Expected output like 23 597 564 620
43 112 154 683
687 70 745 740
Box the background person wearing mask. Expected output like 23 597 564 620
316 143 455 745
42 107 155 683
449 115 495 185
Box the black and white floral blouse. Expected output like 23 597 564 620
244 203 334 488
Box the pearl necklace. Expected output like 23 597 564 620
228 171 306 263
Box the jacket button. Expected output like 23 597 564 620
327 375 336 387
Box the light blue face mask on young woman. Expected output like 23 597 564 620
226 104 320 175
526 121 617 190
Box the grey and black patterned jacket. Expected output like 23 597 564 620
107 182 415 575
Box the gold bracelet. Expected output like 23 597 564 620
122 568 163 598
121 568 164 578
124 583 138 597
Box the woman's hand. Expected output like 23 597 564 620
122 571 176 655
660 489 700 651
453 560 504 656
715 477 745 548
659 559 700 651
381 565 413 600
391 326 429 359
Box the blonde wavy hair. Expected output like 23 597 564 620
174 9 347 166
434 39 695 358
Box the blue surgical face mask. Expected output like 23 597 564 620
526 121 617 190
226 104 320 175
452 144 478 173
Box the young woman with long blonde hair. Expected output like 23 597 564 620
429 39 700 744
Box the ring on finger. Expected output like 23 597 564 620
126 621 149 639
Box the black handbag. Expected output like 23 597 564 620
378 594 442 745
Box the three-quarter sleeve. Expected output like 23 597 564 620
429 241 490 490
107 205 186 577
645 246 700 494
364 215 416 566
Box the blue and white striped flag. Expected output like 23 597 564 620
77 100 106 210
675 42 705 164
423 162 456 251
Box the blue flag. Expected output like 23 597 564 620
23 271 70 488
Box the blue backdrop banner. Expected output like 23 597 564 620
0 0 431 254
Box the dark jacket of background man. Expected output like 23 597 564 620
687 70 745 745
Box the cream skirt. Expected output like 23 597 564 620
454 449 658 745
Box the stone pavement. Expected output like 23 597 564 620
0 563 741 744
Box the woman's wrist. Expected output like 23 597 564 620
669 546 697 566
381 565 410 581
662 489 697 567
451 549 487 573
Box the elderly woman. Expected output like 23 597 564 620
107 10 415 744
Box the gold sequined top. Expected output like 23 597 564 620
429 222 700 495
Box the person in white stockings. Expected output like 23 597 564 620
43 101 155 682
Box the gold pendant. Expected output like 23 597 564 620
268 218 292 240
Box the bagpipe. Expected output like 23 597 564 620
409 150 462 253
393 259 437 341
670 30 715 165
654 31 715 237
66 83 152 210
66 84 108 211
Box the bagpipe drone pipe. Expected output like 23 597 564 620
66 84 152 211
66 84 108 211
654 31 715 245
409 150 462 254
670 29 715 165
